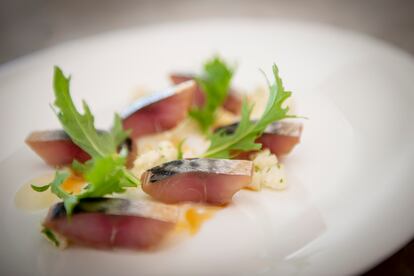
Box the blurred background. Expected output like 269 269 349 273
1 0 414 64
1 0 413 275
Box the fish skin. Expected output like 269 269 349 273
170 73 242 114
141 158 253 205
122 80 195 139
44 198 178 249
144 158 253 183
216 121 302 137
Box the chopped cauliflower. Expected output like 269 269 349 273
132 120 210 177
132 141 178 178
136 119 208 156
213 107 239 128
250 149 287 191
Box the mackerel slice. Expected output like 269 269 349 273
43 198 179 249
121 80 195 138
25 130 135 168
25 130 91 166
215 121 303 157
141 158 253 205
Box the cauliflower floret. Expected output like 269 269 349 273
250 149 287 191
213 107 239 128
132 141 178 178
131 123 210 178
135 119 210 160
181 135 210 158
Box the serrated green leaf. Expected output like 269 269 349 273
189 57 234 132
48 171 79 216
110 113 130 148
31 183 51 192
177 139 185 160
202 64 295 158
41 227 60 247
53 67 127 158
48 67 139 216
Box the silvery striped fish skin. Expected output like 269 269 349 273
120 80 196 118
216 120 302 137
48 198 180 223
144 158 253 184
28 129 108 141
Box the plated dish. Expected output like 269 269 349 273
1 19 414 276
24 57 302 249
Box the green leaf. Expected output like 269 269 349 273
177 139 185 159
53 67 127 158
31 183 51 192
82 155 135 196
41 227 61 247
202 64 295 158
189 57 234 132
71 159 92 174
49 156 139 216
110 113 130 148
49 67 140 216
48 171 79 216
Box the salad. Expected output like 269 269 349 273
25 57 302 249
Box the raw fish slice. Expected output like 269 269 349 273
43 198 178 249
142 159 253 205
25 130 90 166
122 80 195 138
26 130 136 167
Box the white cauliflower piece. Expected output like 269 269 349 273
250 149 287 190
132 141 178 178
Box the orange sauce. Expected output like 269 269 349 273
17 172 218 237
60 174 85 194
175 206 220 235
15 171 86 211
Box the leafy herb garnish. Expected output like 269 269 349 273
31 183 51 192
52 67 128 158
32 67 139 216
41 227 61 247
189 57 234 132
176 139 185 160
202 64 293 158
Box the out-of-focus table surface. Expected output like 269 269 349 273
1 0 413 275
1 0 414 64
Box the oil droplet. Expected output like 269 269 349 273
14 173 58 211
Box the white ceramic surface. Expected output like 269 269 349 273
1 19 414 276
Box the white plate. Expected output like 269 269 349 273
1 19 414 276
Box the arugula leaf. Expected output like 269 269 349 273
110 114 130 148
38 67 139 216
41 227 61 247
189 57 234 132
202 64 294 158
82 156 137 196
52 67 128 158
176 139 185 159
71 159 92 175
31 183 51 192
48 171 80 215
